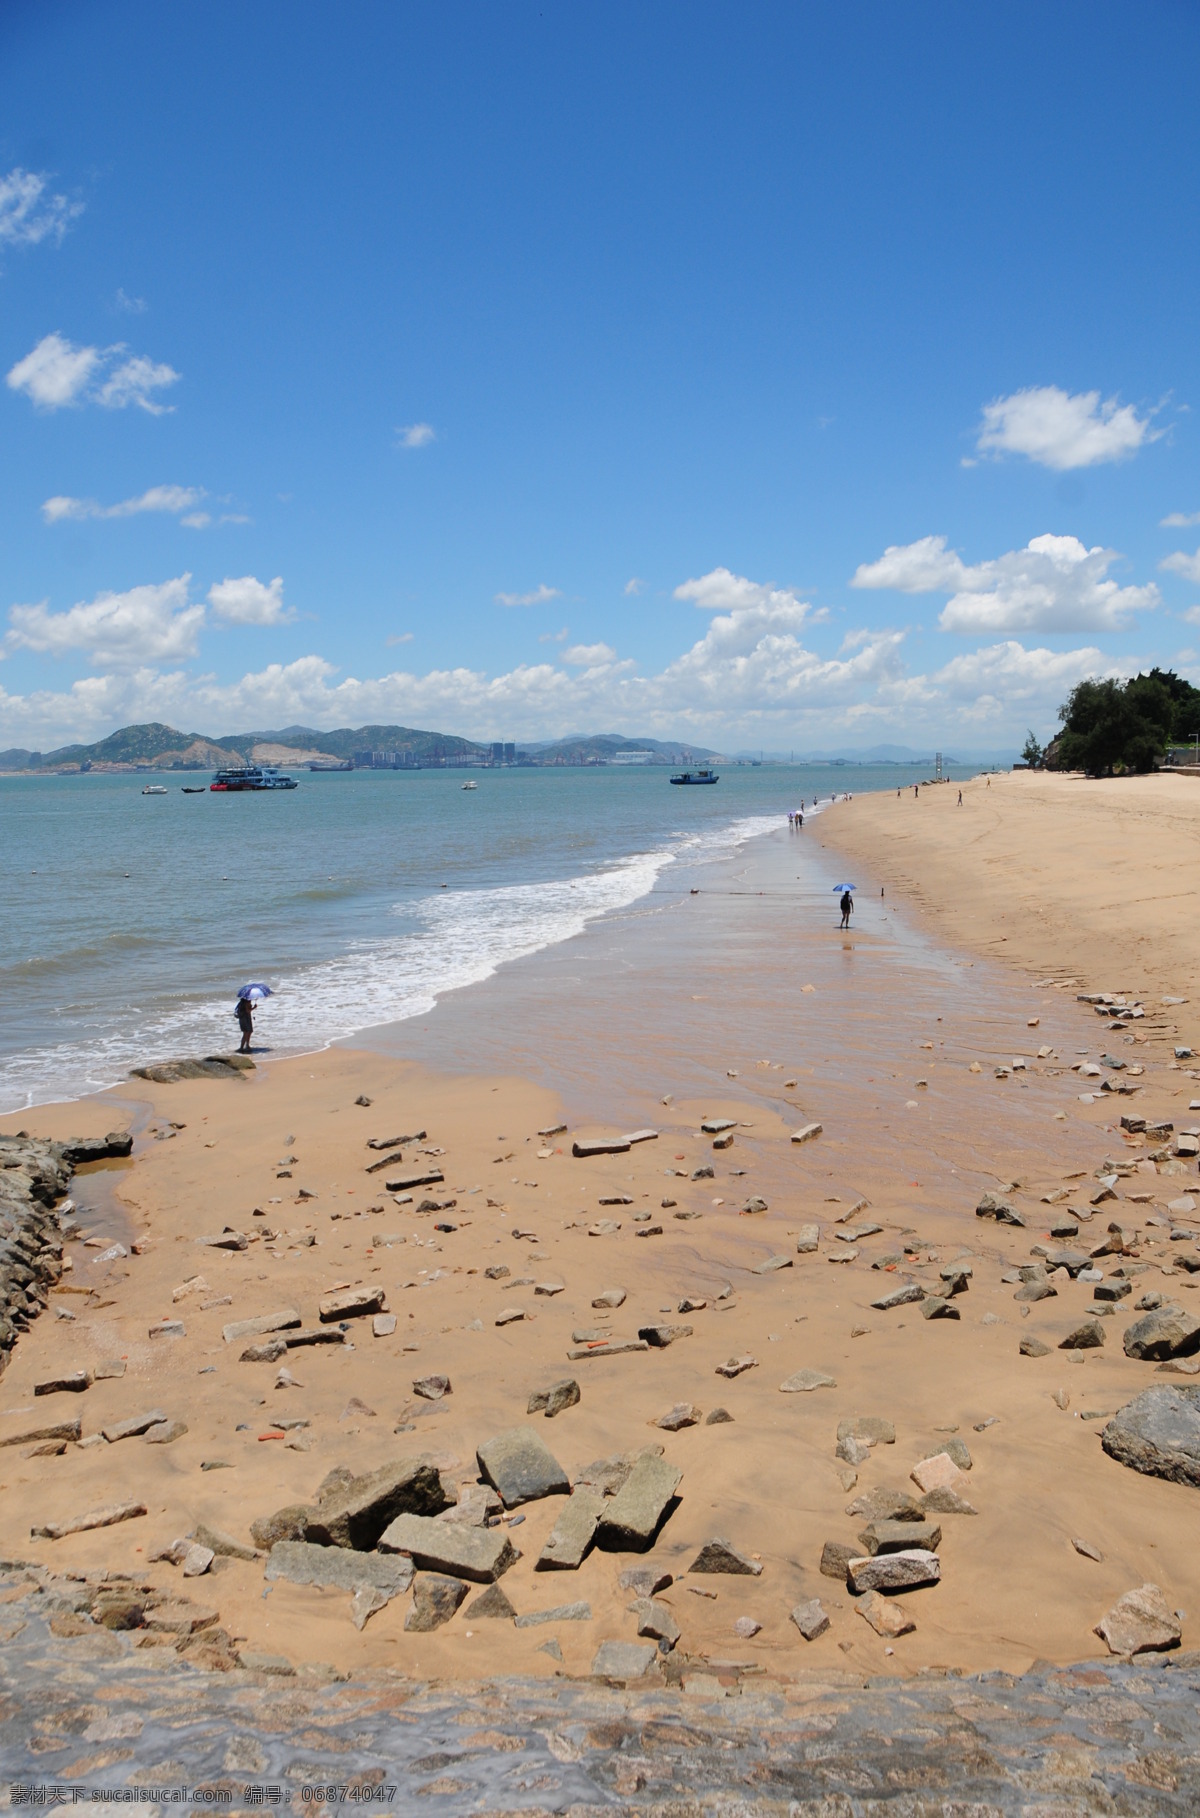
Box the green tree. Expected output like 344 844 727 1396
1056 677 1171 776
1020 730 1043 767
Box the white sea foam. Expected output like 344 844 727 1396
0 811 779 1112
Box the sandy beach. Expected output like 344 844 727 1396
4 791 1200 1690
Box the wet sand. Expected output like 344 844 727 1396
3 808 1199 1686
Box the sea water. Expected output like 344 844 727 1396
0 761 976 1111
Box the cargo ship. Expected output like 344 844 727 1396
210 765 298 791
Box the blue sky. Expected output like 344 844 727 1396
1 0 1198 753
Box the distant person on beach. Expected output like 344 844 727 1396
235 995 253 1053
958 789 963 805
914 785 919 798
839 889 853 928
797 810 803 827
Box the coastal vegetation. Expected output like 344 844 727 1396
1048 669 1200 776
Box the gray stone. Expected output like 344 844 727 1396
242 1337 289 1363
619 1565 673 1596
572 1138 630 1158
837 1416 895 1446
1095 1583 1182 1656
591 1288 625 1308
485 1264 510 1280
791 1122 823 1145
222 1309 301 1344
527 1378 581 1418
1123 1308 1200 1361
688 1537 761 1575
752 1255 793 1275
31 1499 147 1540
654 1402 702 1431
939 1436 973 1470
871 1283 925 1310
939 1268 971 1296
34 1371 91 1395
250 1504 311 1550
596 1452 682 1551
568 1338 649 1359
921 1296 960 1320
845 1486 924 1523
1059 1321 1105 1350
637 1323 693 1346
102 1410 168 1442
1102 1384 1200 1486
476 1426 570 1508
791 1598 830 1640
383 1167 445 1191
1015 1279 1057 1303
847 1549 940 1593
0 1417 81 1449
858 1518 941 1555
514 1601 591 1628
465 1581 516 1620
1095 1280 1132 1303
591 1639 657 1678
318 1287 385 1322
191 1523 259 1561
820 1540 856 1580
1020 1338 1051 1357
412 1373 451 1400
795 1224 820 1253
705 1407 734 1425
780 1369 837 1393
378 1512 518 1581
404 1571 468 1631
537 1489 604 1570
920 1485 978 1515
303 1457 448 1548
265 1540 414 1607
631 1596 680 1648
144 1419 188 1444
976 1193 1025 1226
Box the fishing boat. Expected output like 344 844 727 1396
461 780 478 790
210 765 298 792
141 784 168 795
181 786 206 793
669 768 719 785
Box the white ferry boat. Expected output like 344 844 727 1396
209 765 298 792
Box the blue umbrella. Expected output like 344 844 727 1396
831 883 857 892
237 982 273 1002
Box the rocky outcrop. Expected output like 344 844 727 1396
0 1130 131 1374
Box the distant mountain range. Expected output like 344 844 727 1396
0 721 1010 773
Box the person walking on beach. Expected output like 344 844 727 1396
839 888 853 929
235 994 254 1053
957 788 963 806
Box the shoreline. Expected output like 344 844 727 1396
2 796 1200 1689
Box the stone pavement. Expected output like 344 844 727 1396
2 1569 1200 1814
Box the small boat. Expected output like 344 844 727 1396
669 768 719 786
461 780 478 790
210 765 298 792
141 784 168 795
181 786 206 794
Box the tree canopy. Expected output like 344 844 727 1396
1052 669 1200 776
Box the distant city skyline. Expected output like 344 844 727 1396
0 3 1197 750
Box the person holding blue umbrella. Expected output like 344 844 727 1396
235 982 272 1053
834 884 855 929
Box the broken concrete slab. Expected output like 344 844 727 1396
795 1225 820 1253
302 1457 449 1548
0 1418 82 1448
476 1426 570 1508
383 1168 445 1192
32 1500 146 1540
791 1122 823 1145
591 1639 658 1678
638 1324 693 1347
780 1369 837 1393
855 1589 915 1636
572 1137 631 1158
632 1596 680 1648
871 1283 925 1311
102 1410 168 1443
405 1571 469 1631
265 1540 414 1604
790 1598 830 1640
33 1371 91 1396
318 1287 386 1322
837 1416 895 1446
537 1489 605 1570
688 1537 761 1575
527 1379 581 1418
858 1519 941 1556
847 1549 940 1593
222 1309 301 1344
596 1452 682 1551
378 1512 518 1582
568 1338 650 1360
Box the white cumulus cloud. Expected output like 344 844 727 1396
207 575 289 626
6 577 204 668
1161 511 1200 528
1160 547 1200 585
852 532 1158 634
561 642 617 666
674 566 811 618
7 333 180 413
0 168 82 247
974 385 1159 470
42 485 206 525
396 422 436 449
495 583 562 607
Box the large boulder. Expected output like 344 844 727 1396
302 1457 448 1548
476 1427 570 1508
1102 1384 1200 1486
1123 1308 1200 1362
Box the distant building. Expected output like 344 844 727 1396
503 742 515 762
609 750 655 764
492 741 504 762
352 750 373 768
